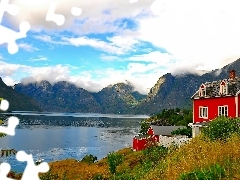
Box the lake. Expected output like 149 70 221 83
0 112 149 172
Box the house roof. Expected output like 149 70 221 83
192 77 240 99
151 125 186 136
188 121 210 127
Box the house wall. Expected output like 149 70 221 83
238 95 240 117
193 96 236 123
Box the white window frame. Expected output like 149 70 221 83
199 84 206 97
218 105 228 116
199 106 208 119
219 81 228 95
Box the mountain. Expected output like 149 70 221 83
92 81 146 114
12 58 240 115
133 58 240 115
0 78 41 111
14 80 146 113
14 81 103 113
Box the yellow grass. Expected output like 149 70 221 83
144 134 240 180
13 135 240 180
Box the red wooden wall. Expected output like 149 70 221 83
193 96 236 123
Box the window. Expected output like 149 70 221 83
218 106 228 116
219 81 227 95
199 106 208 118
199 84 206 97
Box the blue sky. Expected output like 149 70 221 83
1 0 240 94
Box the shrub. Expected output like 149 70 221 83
93 173 104 180
171 127 192 138
107 152 123 175
143 145 168 164
81 154 97 164
139 121 150 135
202 116 240 141
40 167 58 180
179 164 226 180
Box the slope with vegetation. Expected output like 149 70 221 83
0 78 41 112
36 116 240 180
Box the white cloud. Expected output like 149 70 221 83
28 56 49 62
62 36 139 55
0 60 166 94
21 65 71 84
34 35 52 43
128 51 174 64
0 61 27 77
138 0 240 74
2 76 19 87
10 0 155 34
18 43 39 52
100 54 120 61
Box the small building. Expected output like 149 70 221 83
132 125 186 151
190 70 240 137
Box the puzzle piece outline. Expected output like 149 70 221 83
0 0 144 178
0 0 30 54
0 163 14 180
16 151 50 180
46 1 82 26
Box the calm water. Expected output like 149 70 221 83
0 112 148 172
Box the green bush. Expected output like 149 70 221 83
81 154 97 164
93 173 104 180
171 127 192 138
142 145 168 164
179 164 226 180
115 172 136 180
139 120 150 135
202 116 240 141
40 167 58 180
107 152 123 175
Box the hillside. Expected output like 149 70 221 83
12 58 240 114
8 116 240 180
14 81 103 113
0 78 41 111
14 81 146 113
134 58 240 115
92 81 146 114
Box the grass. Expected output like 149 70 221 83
41 134 240 180
142 134 240 180
13 116 240 179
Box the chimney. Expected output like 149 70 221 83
229 70 236 79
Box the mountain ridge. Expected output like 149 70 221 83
0 77 41 112
7 57 240 115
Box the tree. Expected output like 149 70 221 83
202 116 240 141
107 152 123 175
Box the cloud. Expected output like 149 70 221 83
0 61 27 77
18 43 39 52
2 76 19 87
28 56 49 62
34 35 52 43
10 0 155 34
128 51 174 64
138 0 240 74
34 35 66 45
100 54 120 61
21 65 71 84
0 60 166 94
62 36 139 55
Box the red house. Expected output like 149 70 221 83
132 125 185 151
190 70 240 136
